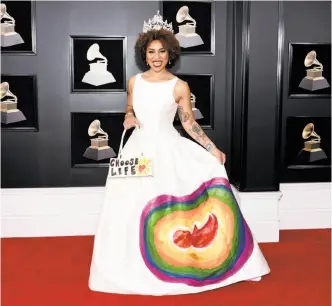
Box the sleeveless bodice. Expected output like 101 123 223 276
132 74 179 138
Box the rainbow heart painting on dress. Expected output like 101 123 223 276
139 177 254 286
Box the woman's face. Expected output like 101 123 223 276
146 40 169 72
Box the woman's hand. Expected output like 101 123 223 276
123 113 140 130
211 148 226 165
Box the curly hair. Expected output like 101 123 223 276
134 29 181 70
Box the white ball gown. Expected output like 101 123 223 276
88 73 270 295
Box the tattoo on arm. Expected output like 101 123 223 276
205 143 215 152
192 123 204 138
190 122 216 152
178 105 190 123
177 95 217 153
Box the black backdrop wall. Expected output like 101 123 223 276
280 1 331 183
1 1 331 190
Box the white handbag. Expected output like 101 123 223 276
108 128 153 178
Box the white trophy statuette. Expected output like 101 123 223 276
0 3 24 47
175 6 204 48
0 82 26 124
81 43 116 86
298 50 330 91
191 93 203 120
83 119 116 161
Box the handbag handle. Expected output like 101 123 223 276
118 129 127 157
118 125 140 158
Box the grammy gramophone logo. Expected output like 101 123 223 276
190 93 203 120
0 82 26 124
81 43 116 86
175 6 204 48
83 119 116 161
0 3 24 47
298 51 330 91
297 123 327 163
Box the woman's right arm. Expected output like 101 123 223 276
123 76 140 130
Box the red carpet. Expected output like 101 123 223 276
1 229 331 306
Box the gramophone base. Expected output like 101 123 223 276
1 110 26 124
192 108 203 120
82 71 116 86
1 33 24 47
297 149 327 163
83 146 116 161
299 77 330 91
175 33 204 48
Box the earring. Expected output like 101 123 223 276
169 60 171 65
146 61 149 66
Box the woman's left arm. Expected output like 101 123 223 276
175 80 226 164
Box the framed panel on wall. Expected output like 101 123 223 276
284 116 331 182
1 74 39 131
160 0 215 55
70 36 127 93
173 73 214 130
71 112 129 168
0 0 36 55
288 43 331 98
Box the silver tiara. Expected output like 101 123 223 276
143 10 173 33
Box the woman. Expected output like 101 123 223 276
89 11 270 296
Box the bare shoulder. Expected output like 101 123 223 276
173 78 190 104
174 78 190 95
128 75 137 85
128 75 138 92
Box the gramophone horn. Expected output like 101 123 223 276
87 43 107 62
176 6 196 26
0 3 15 24
0 82 9 99
88 119 108 139
0 82 17 102
0 4 6 18
304 50 323 69
190 93 196 104
302 123 321 141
